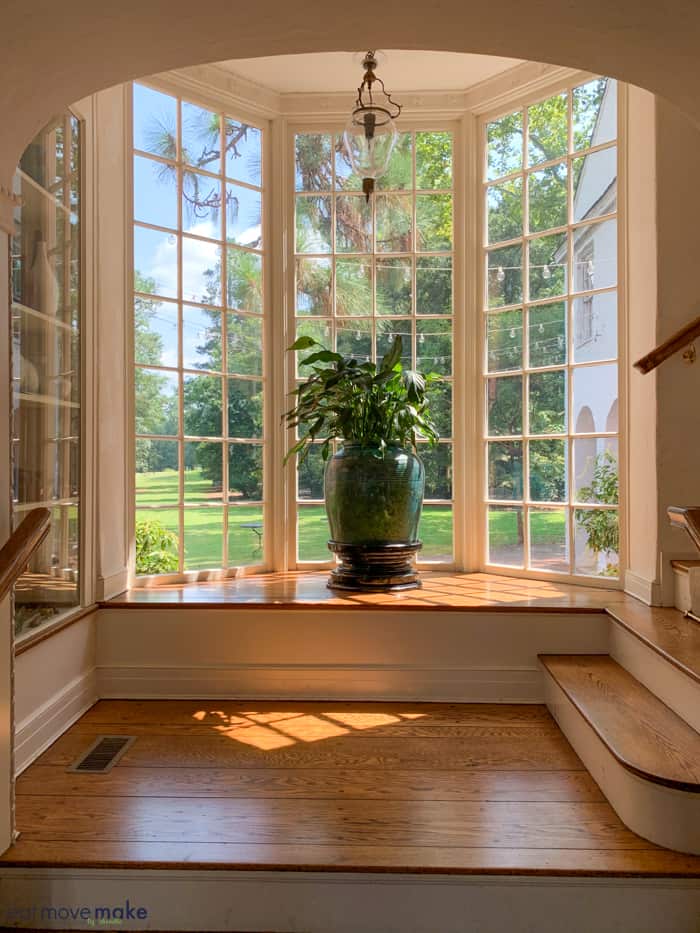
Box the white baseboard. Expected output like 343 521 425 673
97 664 544 702
623 569 662 606
0 868 698 933
95 568 128 601
14 668 98 774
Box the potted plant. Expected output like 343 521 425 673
283 334 439 590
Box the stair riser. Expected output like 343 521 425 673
541 666 700 855
609 622 700 732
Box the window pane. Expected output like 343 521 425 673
296 257 331 315
376 319 413 369
336 318 372 363
378 132 412 190
528 93 567 166
488 505 524 566
225 119 261 187
573 219 616 291
573 146 616 222
427 380 452 437
574 439 618 504
135 368 178 435
417 256 452 315
574 508 619 577
134 155 177 229
487 112 523 181
530 508 568 572
298 445 326 500
183 373 222 437
228 378 263 438
376 194 412 252
182 101 221 173
134 225 178 300
334 135 361 190
529 370 566 435
226 183 262 247
229 442 263 501
421 444 452 499
336 194 371 252
295 134 332 191
487 178 523 244
529 439 567 502
529 233 567 301
336 258 372 316
227 314 263 375
419 505 453 561
298 504 330 561
183 506 223 570
227 248 263 313
133 84 177 158
134 297 178 368
135 508 180 575
528 301 566 368
182 170 223 235
182 306 222 371
488 441 523 500
377 257 411 315
487 375 522 436
573 291 617 362
573 79 616 152
416 132 452 189
229 507 264 565
135 441 179 506
487 309 522 372
417 319 452 376
572 363 617 435
416 194 452 250
528 162 567 233
184 442 224 503
296 195 331 253
182 236 221 305
487 245 522 308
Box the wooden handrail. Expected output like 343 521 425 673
0 508 51 603
633 313 700 374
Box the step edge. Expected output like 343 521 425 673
538 655 700 794
604 608 700 686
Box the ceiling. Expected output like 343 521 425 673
215 50 523 95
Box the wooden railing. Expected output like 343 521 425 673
634 314 700 374
0 508 51 603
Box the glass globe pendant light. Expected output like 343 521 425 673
343 51 402 201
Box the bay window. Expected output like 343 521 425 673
130 69 623 584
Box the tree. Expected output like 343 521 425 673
576 449 619 573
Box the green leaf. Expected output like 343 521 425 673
379 335 402 373
288 335 317 351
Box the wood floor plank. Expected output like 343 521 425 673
16 766 605 802
13 795 653 850
79 699 553 727
540 654 700 790
5 839 699 876
35 730 584 772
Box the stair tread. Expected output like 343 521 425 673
539 654 700 791
605 603 700 683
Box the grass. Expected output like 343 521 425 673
135 468 568 570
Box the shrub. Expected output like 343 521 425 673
135 518 179 575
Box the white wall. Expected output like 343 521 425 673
14 614 98 773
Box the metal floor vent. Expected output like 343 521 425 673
68 735 136 773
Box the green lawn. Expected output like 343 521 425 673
135 468 567 570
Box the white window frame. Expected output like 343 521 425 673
475 74 628 587
124 63 627 588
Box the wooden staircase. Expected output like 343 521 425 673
539 603 700 854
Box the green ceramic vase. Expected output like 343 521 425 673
324 444 425 546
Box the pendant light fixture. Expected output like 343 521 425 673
343 51 402 201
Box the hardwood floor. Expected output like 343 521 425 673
5 699 700 876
